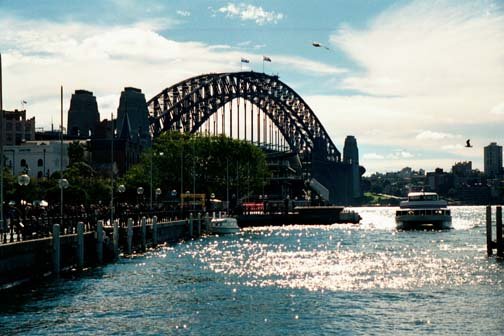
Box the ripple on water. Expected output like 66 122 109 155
1 206 503 336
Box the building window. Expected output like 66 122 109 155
20 159 27 167
37 171 43 179
38 159 43 167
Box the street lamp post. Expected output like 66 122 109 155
16 173 30 241
137 186 144 209
116 184 125 224
155 188 162 209
170 189 177 218
150 151 163 210
58 178 69 227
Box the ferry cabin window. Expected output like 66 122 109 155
408 194 438 201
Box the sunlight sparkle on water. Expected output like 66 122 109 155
184 207 492 292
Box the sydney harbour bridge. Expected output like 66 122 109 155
146 72 364 205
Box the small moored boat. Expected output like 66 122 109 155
395 192 452 230
209 217 240 234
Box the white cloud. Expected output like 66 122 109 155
218 3 284 25
328 0 503 123
362 150 414 161
441 144 464 150
490 101 504 115
322 0 504 172
331 0 504 101
273 55 346 75
363 153 385 160
387 150 414 159
176 10 191 17
415 130 461 140
0 17 343 130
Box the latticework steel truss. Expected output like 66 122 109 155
147 72 340 162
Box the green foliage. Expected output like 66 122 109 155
68 141 86 165
123 132 269 201
4 141 112 206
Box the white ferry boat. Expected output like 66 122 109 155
395 192 452 230
209 217 240 234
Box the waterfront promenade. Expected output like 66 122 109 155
0 207 210 288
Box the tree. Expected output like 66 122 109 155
68 141 86 165
122 132 269 203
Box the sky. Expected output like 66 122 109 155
0 0 503 174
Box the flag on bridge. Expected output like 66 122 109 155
263 56 271 62
241 58 250 63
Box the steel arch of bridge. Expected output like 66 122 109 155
147 72 340 162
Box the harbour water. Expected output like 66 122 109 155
1 206 503 335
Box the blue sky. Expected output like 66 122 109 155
1 0 503 174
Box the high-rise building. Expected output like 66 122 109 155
116 87 151 148
484 142 502 178
67 90 100 137
1 109 35 145
452 161 472 188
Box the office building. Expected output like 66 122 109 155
484 142 502 178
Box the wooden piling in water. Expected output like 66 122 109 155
96 220 104 264
77 222 84 269
127 218 133 255
486 205 493 256
152 216 158 246
52 224 60 276
197 213 201 236
141 217 147 251
205 212 210 232
113 220 119 260
497 206 503 258
189 213 193 238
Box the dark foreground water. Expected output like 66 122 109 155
1 206 503 335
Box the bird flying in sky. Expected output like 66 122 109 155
465 139 472 148
312 42 330 50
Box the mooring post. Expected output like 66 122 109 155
205 212 210 232
152 216 158 246
189 213 194 238
52 224 60 276
127 218 133 255
96 220 104 264
113 219 119 260
141 216 147 251
486 205 493 256
197 213 201 237
497 206 503 258
77 221 84 269
152 215 158 246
